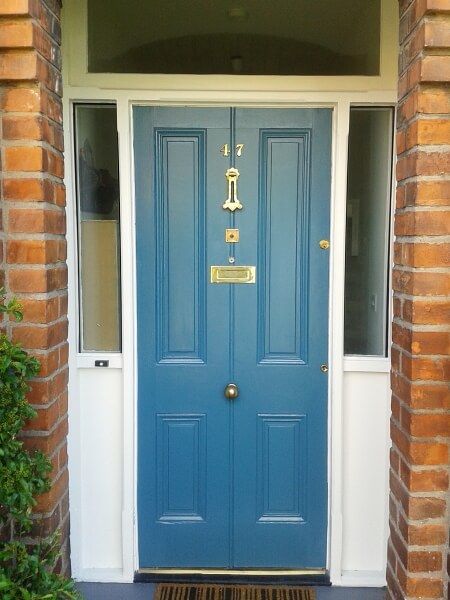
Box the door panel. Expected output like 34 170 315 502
259 133 308 362
134 106 331 569
157 132 205 362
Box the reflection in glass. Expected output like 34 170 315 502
88 0 380 76
74 104 121 352
344 107 393 356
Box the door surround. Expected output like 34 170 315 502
127 96 366 574
62 0 398 584
64 95 396 583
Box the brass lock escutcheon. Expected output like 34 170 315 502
319 240 330 250
224 383 239 399
225 229 240 243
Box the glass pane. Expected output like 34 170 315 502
88 0 380 76
74 104 121 352
344 107 393 356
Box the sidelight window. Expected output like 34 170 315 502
344 107 394 357
74 104 122 352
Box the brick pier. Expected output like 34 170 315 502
0 0 69 573
387 1 450 598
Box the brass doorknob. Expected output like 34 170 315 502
224 383 239 399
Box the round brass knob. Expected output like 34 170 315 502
224 383 239 399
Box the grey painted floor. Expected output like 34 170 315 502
76 583 386 600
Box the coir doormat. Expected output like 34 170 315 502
154 584 315 600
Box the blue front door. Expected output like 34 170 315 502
134 107 331 570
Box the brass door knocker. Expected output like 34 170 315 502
223 168 243 212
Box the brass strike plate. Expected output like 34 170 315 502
225 229 239 243
211 265 256 284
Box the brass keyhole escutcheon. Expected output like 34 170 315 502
319 240 330 250
224 383 239 399
320 364 329 373
226 229 240 243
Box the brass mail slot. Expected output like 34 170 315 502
210 266 256 284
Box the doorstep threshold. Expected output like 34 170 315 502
135 568 329 584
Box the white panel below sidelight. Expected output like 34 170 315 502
78 369 123 571
341 371 391 585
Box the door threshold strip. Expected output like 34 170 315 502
138 569 326 576
135 568 329 584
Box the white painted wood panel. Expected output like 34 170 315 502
78 370 123 572
341 371 391 585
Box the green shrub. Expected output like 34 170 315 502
0 288 82 600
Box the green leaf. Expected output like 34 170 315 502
12 310 24 322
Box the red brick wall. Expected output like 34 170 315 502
388 1 450 598
0 0 69 572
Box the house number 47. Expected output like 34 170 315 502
220 143 244 157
